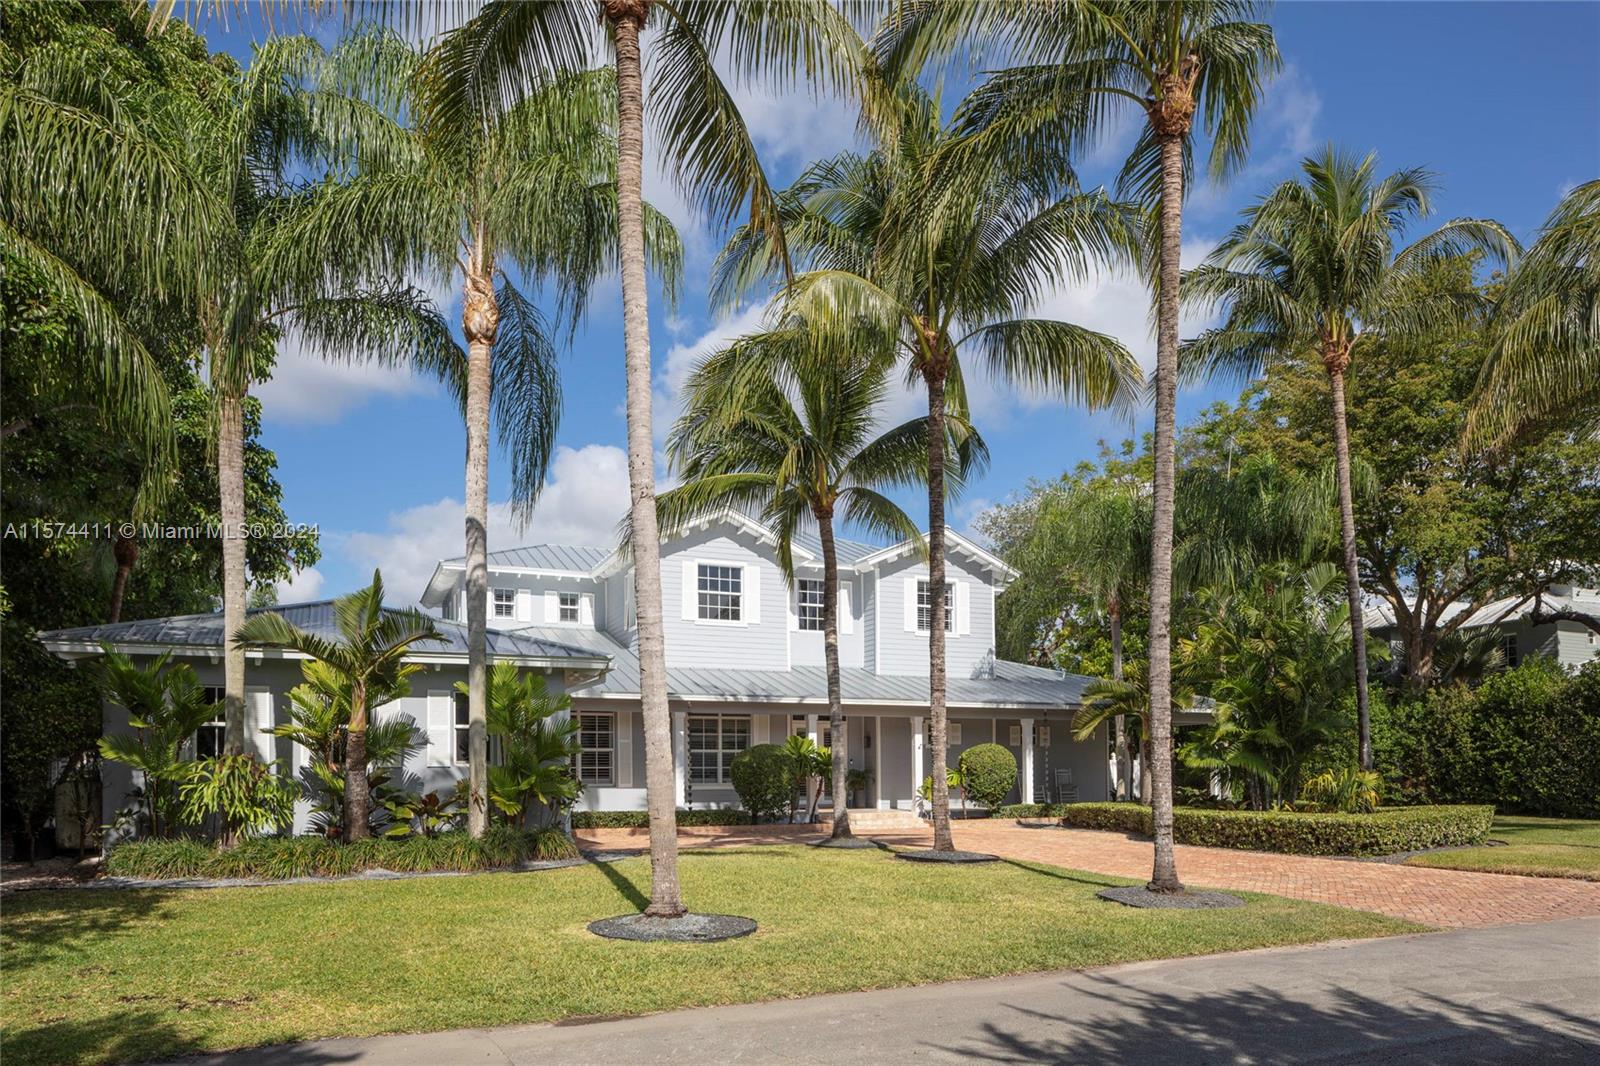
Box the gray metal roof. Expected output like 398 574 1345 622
504 625 1096 708
438 544 614 572
787 529 881 566
37 601 609 666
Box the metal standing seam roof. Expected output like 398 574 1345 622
436 544 615 572
501 624 1099 708
786 530 882 567
36 601 610 665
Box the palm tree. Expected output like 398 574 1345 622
234 570 446 842
657 324 962 839
1182 148 1517 770
715 86 1139 853
875 0 1279 891
262 36 662 837
1470 179 1600 446
426 0 861 917
1071 666 1157 805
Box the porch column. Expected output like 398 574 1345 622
672 710 687 808
874 715 885 809
910 715 924 805
1020 717 1035 804
806 713 819 745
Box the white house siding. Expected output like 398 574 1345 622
1554 621 1600 667
657 526 790 671
787 573 865 669
435 570 602 633
862 570 878 672
872 551 998 678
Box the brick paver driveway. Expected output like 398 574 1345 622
580 822 1600 929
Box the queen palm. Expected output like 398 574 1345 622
657 323 978 840
1470 179 1600 446
263 35 673 836
1182 148 1517 769
426 0 860 915
876 0 1279 891
235 570 446 842
715 87 1140 853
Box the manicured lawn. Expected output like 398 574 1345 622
1404 815 1600 880
2 846 1418 1066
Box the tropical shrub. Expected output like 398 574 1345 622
381 785 467 838
1057 802 1493 856
1300 767 1381 813
958 744 1018 810
178 755 300 838
780 735 830 822
462 663 582 829
570 809 751 829
730 744 794 823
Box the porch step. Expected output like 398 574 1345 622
816 808 925 832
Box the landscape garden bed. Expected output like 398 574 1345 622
999 803 1495 857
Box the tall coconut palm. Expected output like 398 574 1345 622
715 87 1140 853
657 323 979 839
262 35 673 836
235 570 445 842
426 0 861 916
1470 179 1600 447
1181 148 1517 769
877 0 1280 889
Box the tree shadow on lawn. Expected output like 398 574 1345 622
6 1007 361 1066
939 975 1600 1064
1 888 181 977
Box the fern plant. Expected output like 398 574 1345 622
178 754 299 839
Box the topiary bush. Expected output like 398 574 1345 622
729 743 795 823
958 743 1018 810
1056 803 1494 856
570 809 751 829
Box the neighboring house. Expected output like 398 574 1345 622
41 512 1209 831
1365 583 1600 673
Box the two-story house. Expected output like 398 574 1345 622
44 511 1164 832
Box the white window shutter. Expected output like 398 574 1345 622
904 578 918 631
787 585 799 631
949 723 962 746
1009 724 1023 747
579 594 595 626
247 688 274 761
517 588 534 622
681 561 697 620
543 590 560 623
426 691 452 767
616 710 633 787
956 581 971 635
839 581 854 634
745 565 761 624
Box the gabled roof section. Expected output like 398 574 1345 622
421 544 613 606
853 528 1019 583
37 601 611 671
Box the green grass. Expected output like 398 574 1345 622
2 847 1418 1066
1404 815 1600 880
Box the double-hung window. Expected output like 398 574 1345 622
797 579 825 630
493 588 516 619
577 714 615 785
916 580 954 632
1502 632 1520 668
697 564 742 621
453 692 471 764
688 716 750 783
196 686 226 758
558 591 581 623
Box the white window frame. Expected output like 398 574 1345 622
196 686 227 758
916 580 954 633
696 563 743 623
577 713 615 786
797 579 825 631
1501 632 1520 668
492 587 516 619
688 715 751 784
452 692 471 765
558 591 581 623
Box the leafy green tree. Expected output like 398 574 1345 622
659 325 945 839
457 662 581 831
877 0 1281 894
716 85 1139 854
235 571 445 842
1183 148 1517 766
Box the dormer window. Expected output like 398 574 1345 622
493 588 516 619
697 564 742 621
916 580 953 632
558 591 581 623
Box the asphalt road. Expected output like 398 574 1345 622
163 916 1600 1065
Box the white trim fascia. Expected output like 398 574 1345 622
852 529 1018 582
39 639 610 673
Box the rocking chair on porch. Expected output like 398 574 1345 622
1054 768 1078 805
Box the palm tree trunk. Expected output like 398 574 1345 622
924 359 954 853
1145 132 1184 893
820 511 850 839
462 260 497 838
109 532 139 623
1327 365 1372 770
610 4 685 918
1110 597 1130 802
219 387 248 781
345 683 371 842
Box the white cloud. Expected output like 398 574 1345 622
274 566 326 604
338 444 631 604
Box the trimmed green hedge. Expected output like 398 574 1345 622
105 827 579 880
993 803 1074 819
570 809 751 829
1036 803 1494 856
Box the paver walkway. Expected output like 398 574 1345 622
577 822 1600 929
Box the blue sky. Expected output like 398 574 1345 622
206 2 1600 605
